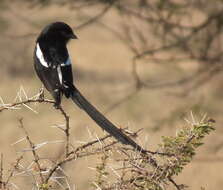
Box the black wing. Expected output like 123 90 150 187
48 46 74 98
34 43 74 104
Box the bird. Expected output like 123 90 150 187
33 22 146 153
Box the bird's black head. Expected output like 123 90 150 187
38 22 77 44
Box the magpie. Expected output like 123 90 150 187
33 22 146 153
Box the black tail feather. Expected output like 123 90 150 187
70 86 146 153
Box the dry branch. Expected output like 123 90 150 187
0 90 215 189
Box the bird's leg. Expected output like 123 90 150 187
54 103 60 109
38 86 44 101
52 89 61 109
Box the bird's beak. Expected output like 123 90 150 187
70 33 78 39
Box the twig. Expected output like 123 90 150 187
18 118 44 184
5 155 23 186
75 2 115 30
168 177 180 190
0 98 54 113
58 106 70 158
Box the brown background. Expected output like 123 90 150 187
0 2 222 189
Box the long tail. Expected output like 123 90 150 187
70 86 146 153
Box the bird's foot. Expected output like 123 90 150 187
54 103 61 109
38 87 44 101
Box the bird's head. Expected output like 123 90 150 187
38 22 78 44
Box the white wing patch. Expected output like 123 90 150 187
36 43 49 68
61 57 71 66
57 65 63 85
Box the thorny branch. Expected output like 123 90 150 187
0 154 23 189
57 106 70 158
18 118 44 184
0 90 159 188
0 89 215 189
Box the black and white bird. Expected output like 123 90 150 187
34 22 146 153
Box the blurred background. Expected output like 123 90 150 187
0 0 223 189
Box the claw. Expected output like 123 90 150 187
38 87 45 101
54 103 60 109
